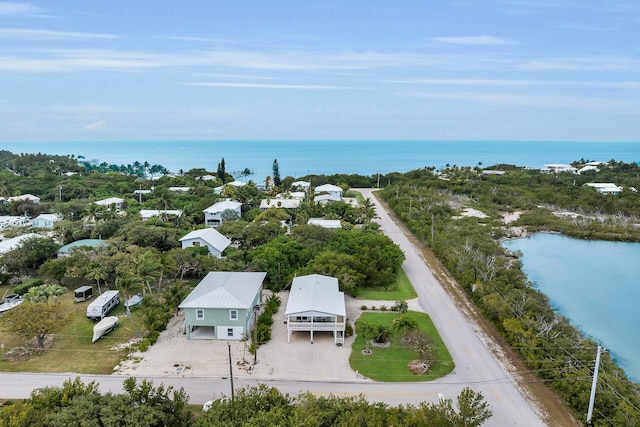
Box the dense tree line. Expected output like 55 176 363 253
0 380 493 426
379 160 640 425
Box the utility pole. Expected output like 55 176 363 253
227 342 234 401
587 345 604 425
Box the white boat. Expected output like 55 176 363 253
92 316 118 342
0 294 23 313
124 294 143 309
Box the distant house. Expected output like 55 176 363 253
284 274 346 345
197 174 217 182
7 194 40 204
95 197 125 211
139 209 183 222
292 181 311 192
56 239 108 258
541 164 577 174
259 198 301 210
0 233 42 254
203 200 242 228
179 271 266 340
585 183 623 195
32 213 63 229
315 184 342 198
168 186 191 194
214 181 246 194
313 193 342 204
179 228 231 258
289 191 307 200
133 189 153 198
307 218 342 229
577 165 599 174
481 170 505 176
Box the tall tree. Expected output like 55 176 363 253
272 159 281 187
1 301 72 349
217 157 226 183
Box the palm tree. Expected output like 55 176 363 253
395 299 408 315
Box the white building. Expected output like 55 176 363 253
541 164 577 174
284 274 346 345
179 228 231 258
260 199 301 210
95 197 125 210
307 218 342 229
203 200 242 228
32 213 63 229
585 183 623 195
139 209 183 221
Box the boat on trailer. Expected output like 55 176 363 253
92 316 118 342
124 293 143 309
0 294 23 313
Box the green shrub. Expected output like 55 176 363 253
345 322 354 337
138 339 150 352
360 305 368 310
13 278 44 295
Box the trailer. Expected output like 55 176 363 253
74 286 93 303
86 290 120 321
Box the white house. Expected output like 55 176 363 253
168 186 191 194
315 184 343 199
541 164 577 174
179 271 266 340
0 233 42 254
179 228 231 257
95 197 125 210
284 274 346 345
32 213 63 229
197 174 217 181
260 198 301 210
313 193 342 204
307 218 342 229
585 183 623 195
292 181 311 192
289 191 307 200
203 200 242 228
7 194 40 204
139 209 183 221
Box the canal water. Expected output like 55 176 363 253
502 233 640 382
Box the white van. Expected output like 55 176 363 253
86 290 120 320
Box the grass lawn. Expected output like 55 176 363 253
357 268 417 301
349 311 454 382
0 286 142 374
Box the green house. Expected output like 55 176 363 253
179 271 266 340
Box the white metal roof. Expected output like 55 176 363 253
203 200 242 213
307 218 341 229
285 274 345 317
179 272 266 310
315 184 342 193
179 228 231 251
260 199 300 209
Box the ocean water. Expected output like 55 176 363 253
2 140 639 180
502 234 640 383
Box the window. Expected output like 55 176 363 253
229 310 238 320
192 241 200 247
196 309 204 320
227 328 234 337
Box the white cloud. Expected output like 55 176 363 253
83 120 106 131
0 28 119 41
433 35 514 45
182 82 343 90
0 2 41 16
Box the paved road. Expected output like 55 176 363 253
0 189 547 425
357 188 546 426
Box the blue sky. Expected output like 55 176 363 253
1 1 639 141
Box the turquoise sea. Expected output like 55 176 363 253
502 234 640 383
2 140 639 179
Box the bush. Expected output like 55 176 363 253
380 305 387 311
13 278 44 295
360 305 368 311
345 322 354 337
138 339 151 352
